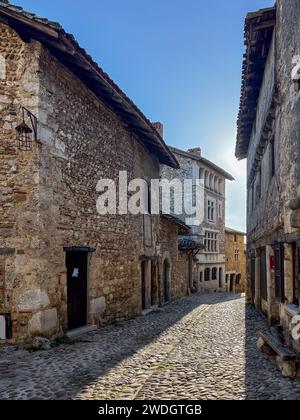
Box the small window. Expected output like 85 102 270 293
212 267 217 280
204 268 211 282
207 200 216 222
235 249 239 261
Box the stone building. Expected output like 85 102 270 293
236 3 300 353
225 228 246 294
160 146 234 293
0 2 190 342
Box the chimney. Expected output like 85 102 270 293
187 147 201 156
152 122 164 138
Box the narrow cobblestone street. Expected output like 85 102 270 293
0 293 299 400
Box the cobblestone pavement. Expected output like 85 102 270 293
0 293 299 400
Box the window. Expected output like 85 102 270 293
234 235 237 242
204 231 218 253
212 267 217 280
207 199 216 222
218 203 222 219
235 249 239 261
204 268 211 282
199 272 203 283
270 137 275 179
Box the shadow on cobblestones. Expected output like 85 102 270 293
2 293 299 400
245 305 300 400
0 293 238 400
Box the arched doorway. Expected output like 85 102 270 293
163 259 170 303
230 274 235 292
219 268 223 288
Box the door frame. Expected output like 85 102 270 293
163 259 170 303
64 247 94 331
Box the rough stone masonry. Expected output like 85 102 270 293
0 3 187 343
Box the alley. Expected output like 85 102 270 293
0 293 299 400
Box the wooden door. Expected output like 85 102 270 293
294 242 300 305
274 243 284 302
230 274 234 292
163 260 170 303
219 268 223 288
260 248 267 302
66 251 88 331
141 261 146 310
250 252 256 304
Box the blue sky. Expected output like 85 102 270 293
13 0 274 231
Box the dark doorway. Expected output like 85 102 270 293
260 247 267 303
230 274 235 292
141 261 147 310
66 250 88 331
163 259 170 303
151 261 157 306
274 243 285 302
219 268 223 288
293 242 300 305
250 251 256 304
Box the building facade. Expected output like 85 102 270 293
160 146 234 293
225 228 246 294
236 3 300 354
0 2 190 343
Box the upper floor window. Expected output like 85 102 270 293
235 249 239 261
218 202 223 219
207 199 216 222
204 231 218 253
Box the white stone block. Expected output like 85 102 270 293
29 308 58 337
17 289 50 312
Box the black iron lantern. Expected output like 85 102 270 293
15 107 37 151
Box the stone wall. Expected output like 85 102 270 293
246 0 300 350
0 22 164 342
225 232 246 293
158 217 187 301
0 22 46 341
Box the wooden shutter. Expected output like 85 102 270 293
274 243 284 302
260 248 267 301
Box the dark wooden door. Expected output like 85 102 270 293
250 252 256 304
230 274 234 292
141 261 146 310
163 260 170 303
274 243 284 302
66 251 88 331
260 248 267 302
219 268 223 288
294 242 300 305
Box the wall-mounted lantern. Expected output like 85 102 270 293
15 107 38 151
